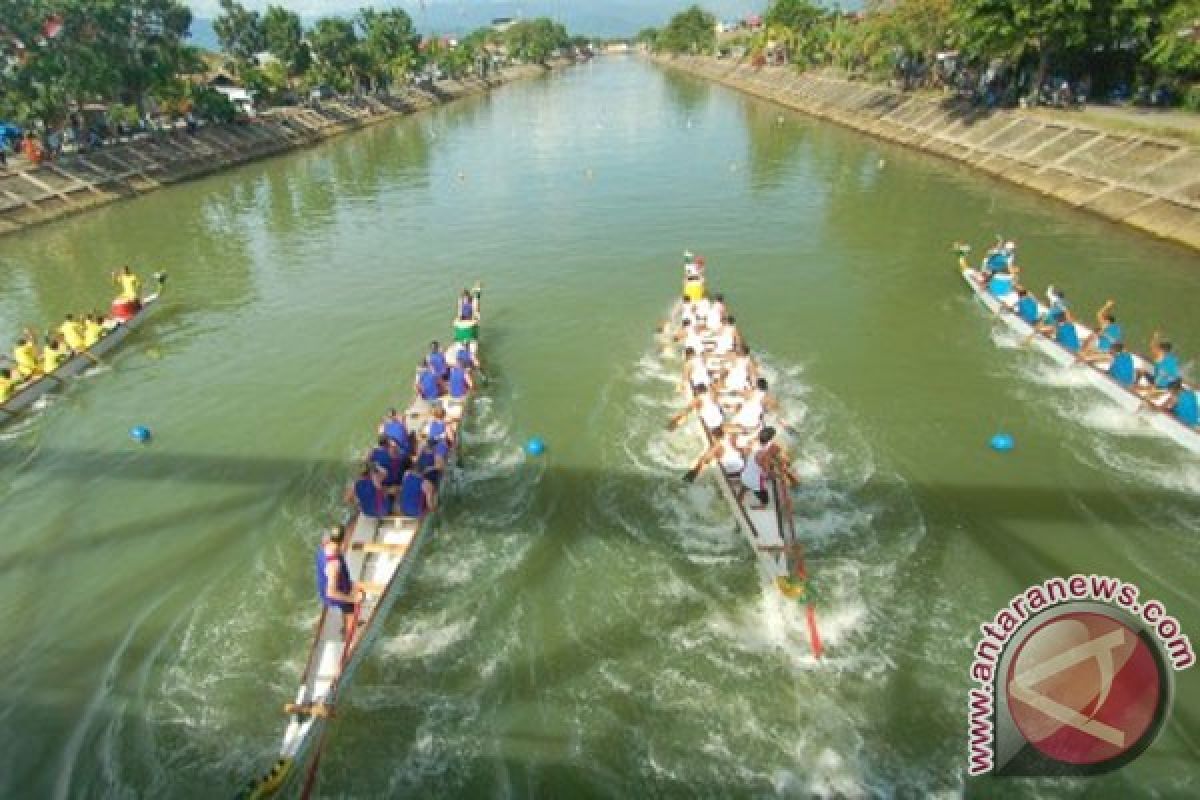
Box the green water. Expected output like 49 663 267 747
1 58 1199 798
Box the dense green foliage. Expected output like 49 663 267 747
654 0 1199 105
659 6 718 55
0 0 200 125
0 2 582 128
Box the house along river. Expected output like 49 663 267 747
1 56 1198 798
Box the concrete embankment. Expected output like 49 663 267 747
0 65 550 238
654 55 1200 251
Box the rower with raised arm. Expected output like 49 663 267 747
1137 332 1181 400
1078 300 1123 363
1028 286 1068 342
316 525 360 638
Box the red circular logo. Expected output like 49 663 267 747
1006 612 1162 766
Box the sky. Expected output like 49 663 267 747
185 1 767 38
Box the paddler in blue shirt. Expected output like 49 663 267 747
316 525 360 638
1106 342 1137 388
414 360 443 410
1007 286 1040 326
1054 312 1081 353
398 463 437 518
369 435 407 491
976 239 1015 287
1137 332 1181 400
345 463 391 519
1158 379 1199 429
1028 286 1068 343
427 340 448 380
1078 300 1123 364
378 408 412 457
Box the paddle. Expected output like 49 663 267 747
682 466 701 483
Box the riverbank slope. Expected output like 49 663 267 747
0 64 553 238
653 55 1200 252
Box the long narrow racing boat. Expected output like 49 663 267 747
241 287 484 799
662 258 823 658
957 247 1200 453
1 272 167 423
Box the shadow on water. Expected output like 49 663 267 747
4 445 1195 523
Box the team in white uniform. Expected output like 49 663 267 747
667 259 798 501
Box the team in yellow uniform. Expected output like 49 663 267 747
5 268 147 408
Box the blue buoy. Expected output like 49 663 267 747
130 425 152 444
990 433 1014 452
525 437 545 456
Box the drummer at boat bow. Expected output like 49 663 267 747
112 266 141 305
316 525 360 638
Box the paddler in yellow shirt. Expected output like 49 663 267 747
0 367 14 404
59 313 86 352
41 334 70 374
112 266 141 303
12 330 40 380
83 312 105 348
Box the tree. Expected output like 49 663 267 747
308 17 360 91
213 0 265 63
765 0 825 33
358 7 420 89
1146 0 1200 80
635 27 661 48
262 5 309 78
504 18 570 64
659 6 717 55
954 0 1095 94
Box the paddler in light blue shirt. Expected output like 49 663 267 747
1054 312 1081 353
1107 342 1136 388
1160 379 1199 428
1006 285 1040 326
1028 286 1068 343
1137 332 1181 400
1079 300 1123 364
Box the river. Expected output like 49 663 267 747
1 57 1198 799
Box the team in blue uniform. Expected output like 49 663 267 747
318 289 481 640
